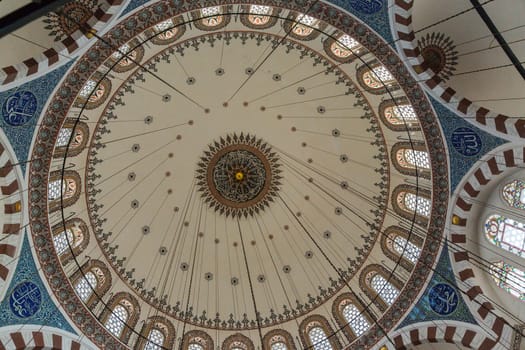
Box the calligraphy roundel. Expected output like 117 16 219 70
2 91 38 126
451 127 482 157
428 283 459 316
9 281 42 318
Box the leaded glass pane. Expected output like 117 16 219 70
48 179 64 200
188 344 204 350
362 66 395 89
79 80 97 98
75 272 97 302
331 35 360 58
111 43 130 60
201 6 221 16
53 229 73 255
308 327 332 350
503 180 525 210
57 128 73 147
249 5 271 15
403 149 430 169
371 274 399 305
342 303 370 336
485 214 525 258
271 342 288 350
105 304 128 337
404 192 431 217
490 261 525 300
392 235 420 263
297 14 318 26
154 19 174 32
145 328 165 350
384 104 418 126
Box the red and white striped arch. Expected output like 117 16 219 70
390 0 525 139
0 326 96 350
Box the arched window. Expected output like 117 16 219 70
107 39 145 73
105 304 129 337
52 218 89 262
240 5 279 29
263 330 296 350
357 61 399 95
75 271 97 302
74 74 111 110
392 185 432 226
100 292 140 343
378 98 420 132
392 142 431 179
485 214 525 258
490 261 525 300
502 179 525 210
149 17 185 45
299 315 341 350
182 330 214 350
381 227 423 271
360 265 403 312
193 6 230 31
284 13 326 41
71 259 111 307
54 119 89 158
48 170 81 213
332 293 371 341
137 316 176 350
221 333 255 350
324 32 366 63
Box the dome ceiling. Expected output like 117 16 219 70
27 1 449 349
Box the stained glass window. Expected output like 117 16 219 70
392 235 420 264
371 274 399 305
362 66 395 89
342 303 370 336
331 34 360 58
248 4 272 26
308 327 332 350
502 180 525 210
53 229 73 255
145 328 165 350
402 192 431 218
397 149 430 170
48 179 64 200
490 261 525 300
75 272 97 302
249 5 271 15
485 214 525 258
105 304 128 337
384 104 418 126
271 342 288 350
200 6 223 27
188 344 204 350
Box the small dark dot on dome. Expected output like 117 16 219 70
307 158 313 163
223 102 228 107
284 225 289 230
296 212 301 217
277 115 282 120
176 135 182 140
184 221 189 226
168 153 174 158
268 234 274 240
291 127 296 132
198 232 204 237
204 108 210 114
251 240 256 245
260 106 266 111
165 171 171 177
304 196 309 200
233 242 238 247
215 238 219 244
301 142 307 147
243 102 249 107
188 120 194 125
308 178 314 183
174 206 179 212
167 189 173 194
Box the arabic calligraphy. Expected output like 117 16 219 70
2 91 37 126
9 281 42 318
428 283 458 315
451 127 482 157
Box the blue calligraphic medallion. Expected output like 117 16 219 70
2 91 38 126
428 283 458 315
9 281 42 318
451 127 482 156
349 0 383 14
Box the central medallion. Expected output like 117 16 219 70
197 133 281 217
